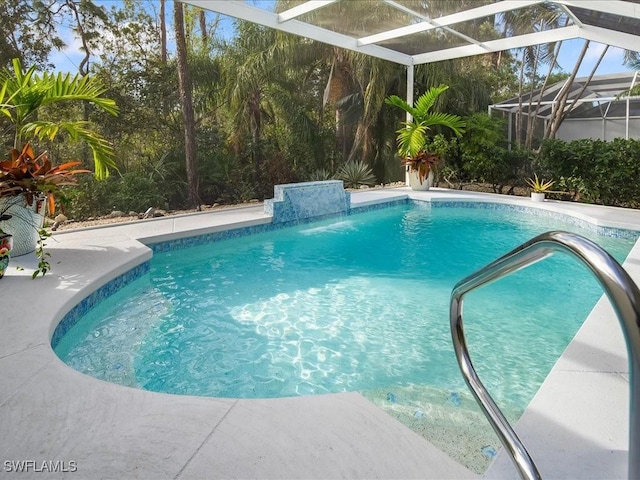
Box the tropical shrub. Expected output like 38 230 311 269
538 138 640 207
457 113 513 191
65 173 167 219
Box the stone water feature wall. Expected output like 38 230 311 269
264 180 351 223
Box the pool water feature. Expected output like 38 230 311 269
53 202 637 473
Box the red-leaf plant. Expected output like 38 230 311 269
0 143 90 277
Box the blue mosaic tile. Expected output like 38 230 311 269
150 223 276 253
265 180 351 223
51 262 150 348
350 198 409 214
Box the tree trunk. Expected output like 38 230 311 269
160 0 167 63
527 41 562 150
515 53 526 147
324 52 352 163
544 40 590 140
249 90 263 172
523 44 541 149
174 1 199 209
548 44 609 139
199 10 207 44
66 0 91 166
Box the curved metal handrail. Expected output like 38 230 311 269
450 231 640 480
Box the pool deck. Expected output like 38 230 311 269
1 187 638 479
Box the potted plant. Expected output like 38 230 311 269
0 58 118 277
385 85 465 191
526 174 554 202
0 144 89 277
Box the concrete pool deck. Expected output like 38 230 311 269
1 187 638 479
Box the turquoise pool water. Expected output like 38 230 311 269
54 202 636 470
55 201 636 400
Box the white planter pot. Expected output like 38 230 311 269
531 192 545 202
0 195 46 257
408 169 434 191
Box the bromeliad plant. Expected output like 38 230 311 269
0 143 90 277
0 144 90 210
526 173 555 193
385 85 465 184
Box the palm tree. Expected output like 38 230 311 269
173 1 199 208
499 3 562 146
385 85 465 183
218 22 321 176
0 58 118 179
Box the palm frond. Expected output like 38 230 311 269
386 82 466 161
396 122 428 157
39 72 119 116
421 112 466 137
0 58 119 178
413 85 449 118
384 95 416 118
22 121 118 179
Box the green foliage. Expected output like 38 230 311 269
64 176 117 219
335 161 376 188
0 1 63 70
459 144 533 193
33 228 52 279
385 85 466 159
453 113 525 192
3 2 517 219
259 155 300 197
0 58 119 178
116 173 169 212
459 113 506 158
65 172 168 219
538 138 640 206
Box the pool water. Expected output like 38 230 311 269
54 202 637 472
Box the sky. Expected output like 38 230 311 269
556 40 633 77
49 0 635 79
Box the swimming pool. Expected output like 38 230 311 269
52 200 637 472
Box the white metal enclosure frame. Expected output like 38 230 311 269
181 1 640 67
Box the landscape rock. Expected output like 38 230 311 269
107 210 126 218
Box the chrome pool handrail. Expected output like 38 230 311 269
450 231 640 480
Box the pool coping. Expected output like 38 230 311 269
1 187 638 479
